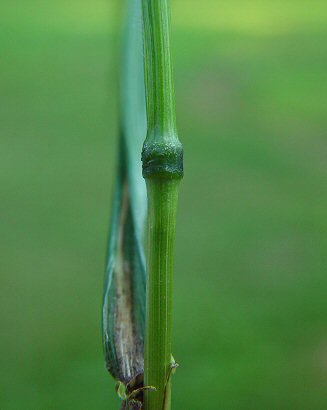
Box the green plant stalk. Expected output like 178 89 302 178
141 1 183 409
144 179 179 410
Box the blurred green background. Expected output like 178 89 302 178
1 0 327 408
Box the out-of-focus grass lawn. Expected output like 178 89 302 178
1 1 327 409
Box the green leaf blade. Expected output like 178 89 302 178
102 0 147 391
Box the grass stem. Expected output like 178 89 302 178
141 1 183 409
144 179 180 409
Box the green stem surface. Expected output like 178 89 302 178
144 179 180 410
142 0 176 136
141 1 183 409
